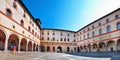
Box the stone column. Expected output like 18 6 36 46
18 38 21 52
4 36 9 52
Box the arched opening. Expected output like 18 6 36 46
53 47 55 52
77 47 80 52
40 45 45 52
87 44 91 52
80 46 83 52
67 47 70 53
92 44 98 52
117 39 120 51
57 46 62 53
28 41 32 51
20 20 24 26
20 38 27 51
0 29 6 51
8 34 19 51
33 43 36 51
47 46 50 52
99 42 106 52
107 41 115 52
74 47 76 52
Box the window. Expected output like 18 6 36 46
53 37 55 40
107 25 111 32
92 26 94 29
92 31 95 36
117 23 120 30
115 15 119 19
47 37 49 40
68 38 69 42
64 38 66 41
68 34 69 37
87 33 89 38
20 20 24 26
84 35 85 39
32 30 34 35
61 38 63 41
13 2 17 9
42 37 44 40
99 22 101 26
42 32 44 35
6 8 12 17
106 19 109 23
53 33 55 35
28 26 31 31
23 13 26 18
60 33 62 36
99 29 102 35
88 28 90 31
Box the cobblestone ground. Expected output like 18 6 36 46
0 52 111 60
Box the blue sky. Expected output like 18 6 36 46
22 0 120 31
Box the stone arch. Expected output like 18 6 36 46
83 45 87 52
20 38 27 51
77 46 80 52
8 34 19 51
53 46 55 52
28 41 32 51
47 46 50 52
40 45 45 52
107 41 115 52
0 29 6 50
57 46 62 53
67 47 70 53
92 43 98 52
80 46 83 52
87 44 91 52
99 42 106 52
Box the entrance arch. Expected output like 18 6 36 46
47 46 50 52
67 47 70 52
92 44 98 52
57 46 62 53
99 42 106 52
53 47 55 52
117 39 120 51
40 45 45 52
83 45 87 52
8 34 19 51
28 41 32 51
36 44 38 51
107 41 115 52
0 29 6 50
87 44 91 52
20 38 27 51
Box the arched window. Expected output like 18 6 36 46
115 15 119 19
117 23 120 30
20 20 24 26
106 19 109 23
87 33 89 38
6 8 12 17
99 22 101 26
28 26 31 31
107 25 111 32
99 29 102 35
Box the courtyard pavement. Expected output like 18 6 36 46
0 52 111 60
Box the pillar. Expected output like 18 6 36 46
18 38 21 52
4 36 9 52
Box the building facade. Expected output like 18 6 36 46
0 0 120 53
0 0 41 52
40 28 76 53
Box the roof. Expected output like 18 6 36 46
42 28 76 33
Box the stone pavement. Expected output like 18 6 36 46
0 52 111 60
